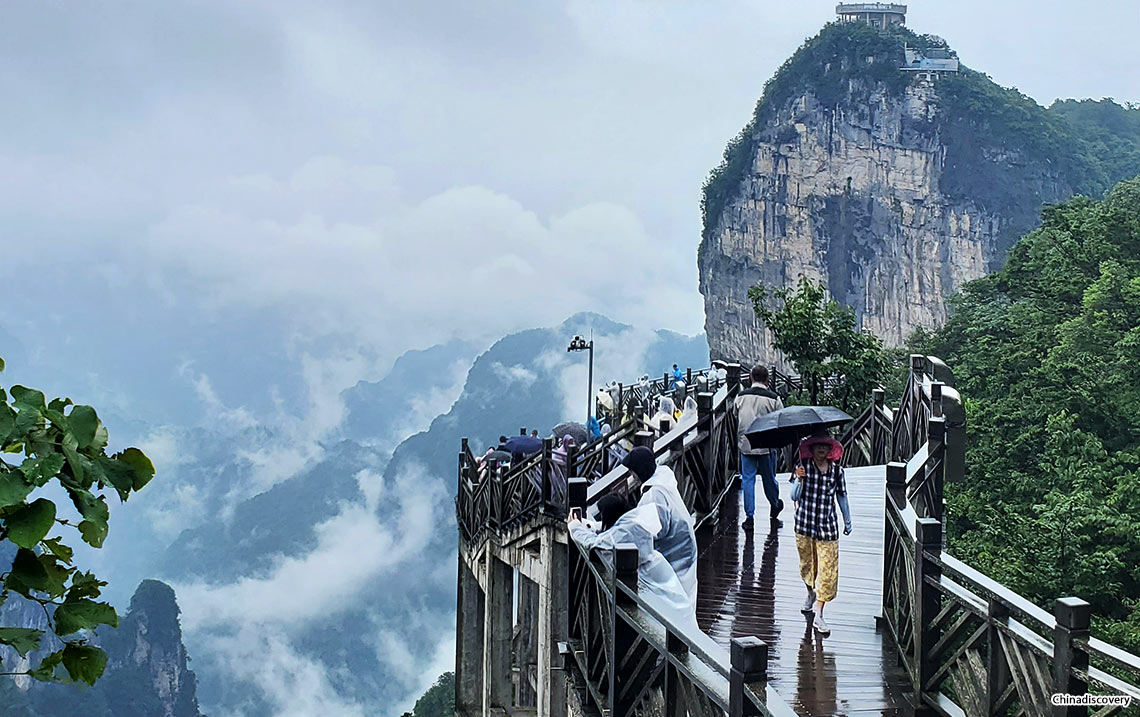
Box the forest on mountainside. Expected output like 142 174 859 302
914 176 1140 651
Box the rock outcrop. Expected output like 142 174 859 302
698 22 1139 363
0 577 200 717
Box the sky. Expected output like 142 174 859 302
1 0 1138 713
3 2 1138 421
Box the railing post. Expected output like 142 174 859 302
568 478 588 516
610 544 639 717
872 389 885 463
931 381 944 419
521 427 527 436
488 461 503 530
986 597 1011 715
910 354 927 379
913 517 942 713
729 636 767 717
881 462 907 624
634 430 654 450
697 392 713 421
541 437 553 511
726 363 742 393
927 416 946 523
1053 597 1091 717
616 382 624 428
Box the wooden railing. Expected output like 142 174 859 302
457 363 802 716
565 539 797 717
878 357 1140 716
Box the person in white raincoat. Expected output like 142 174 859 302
568 494 697 631
649 395 675 433
620 446 699 604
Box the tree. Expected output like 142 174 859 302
0 355 154 685
748 276 888 410
924 176 1140 652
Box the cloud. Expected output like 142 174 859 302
174 460 455 713
137 157 705 357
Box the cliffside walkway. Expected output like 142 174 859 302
454 357 1140 716
698 465 912 715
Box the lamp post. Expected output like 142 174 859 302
567 335 594 425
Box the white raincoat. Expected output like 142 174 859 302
637 464 698 603
649 396 675 432
569 504 697 631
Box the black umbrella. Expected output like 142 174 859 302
744 405 853 450
550 421 589 447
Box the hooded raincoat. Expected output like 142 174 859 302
569 503 697 631
650 396 675 433
636 464 698 602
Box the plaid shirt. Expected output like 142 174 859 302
793 459 847 541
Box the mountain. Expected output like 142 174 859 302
341 339 480 451
157 313 707 715
0 578 200 717
698 21 1140 362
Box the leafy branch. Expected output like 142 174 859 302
0 357 154 686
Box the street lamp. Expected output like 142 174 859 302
567 335 594 425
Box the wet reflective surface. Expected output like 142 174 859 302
696 466 914 715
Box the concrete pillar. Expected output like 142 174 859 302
515 575 539 706
484 550 514 714
537 526 568 717
456 551 485 714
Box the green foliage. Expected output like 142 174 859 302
1 358 154 685
924 176 1140 651
749 276 888 411
401 672 455 717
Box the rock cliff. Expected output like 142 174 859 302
698 22 1140 362
0 577 200 717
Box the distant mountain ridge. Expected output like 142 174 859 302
156 313 707 715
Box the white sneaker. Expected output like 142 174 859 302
813 613 831 636
801 589 816 614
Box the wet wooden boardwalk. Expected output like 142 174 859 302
696 465 915 716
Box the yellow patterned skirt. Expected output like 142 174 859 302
795 534 839 603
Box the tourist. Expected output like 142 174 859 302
650 395 675 433
568 493 697 630
620 447 698 602
671 363 684 388
790 429 852 637
735 364 785 529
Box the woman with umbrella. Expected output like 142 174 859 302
790 428 852 637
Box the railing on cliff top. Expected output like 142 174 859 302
878 355 1140 716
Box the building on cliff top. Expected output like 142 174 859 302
836 3 906 28
901 44 960 79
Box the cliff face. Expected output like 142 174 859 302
698 23 1137 363
0 578 200 717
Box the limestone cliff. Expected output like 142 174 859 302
0 577 200 717
698 22 1140 363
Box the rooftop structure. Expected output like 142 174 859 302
836 2 906 28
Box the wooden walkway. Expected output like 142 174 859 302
695 465 915 716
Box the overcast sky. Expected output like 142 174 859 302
3 1 1138 420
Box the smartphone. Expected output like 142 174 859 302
570 507 583 520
